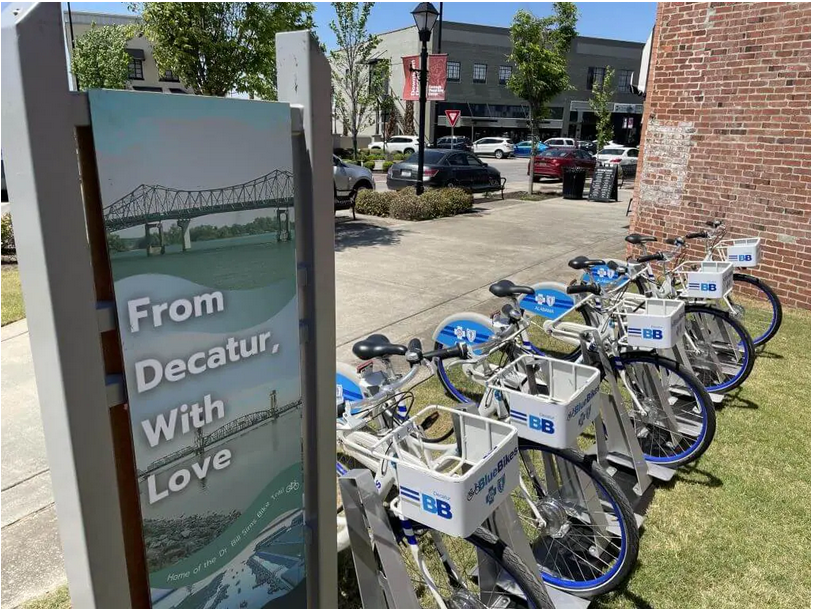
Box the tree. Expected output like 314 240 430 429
403 101 415 136
382 95 400 140
589 66 615 150
71 23 136 90
507 4 578 193
131 3 317 99
329 2 386 159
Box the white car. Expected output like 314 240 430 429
595 146 640 170
368 135 423 155
472 137 515 159
544 137 577 148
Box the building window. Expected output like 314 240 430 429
447 61 460 82
498 65 512 85
473 63 487 83
159 69 179 82
617 69 634 93
128 58 144 80
586 66 605 90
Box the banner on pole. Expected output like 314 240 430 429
402 54 448 101
88 90 305 609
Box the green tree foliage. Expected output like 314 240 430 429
589 66 616 150
403 100 415 136
1 213 15 254
329 2 386 159
106 233 131 253
131 2 317 99
70 23 136 90
507 4 578 193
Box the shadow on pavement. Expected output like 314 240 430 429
335 217 406 252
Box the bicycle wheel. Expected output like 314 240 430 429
721 273 783 347
614 352 716 467
513 445 639 597
394 523 554 608
683 304 756 393
434 341 511 404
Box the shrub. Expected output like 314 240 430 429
364 161 376 170
1 213 15 254
355 190 391 217
367 151 384 161
389 189 428 221
391 152 404 162
382 161 393 172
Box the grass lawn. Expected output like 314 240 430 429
25 307 810 609
18 585 70 609
1 264 25 326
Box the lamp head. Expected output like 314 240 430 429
412 2 439 42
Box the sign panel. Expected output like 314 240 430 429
445 109 461 127
88 90 305 609
589 164 619 202
402 54 448 101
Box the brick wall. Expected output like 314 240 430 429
630 2 811 308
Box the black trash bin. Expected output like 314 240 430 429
562 166 586 199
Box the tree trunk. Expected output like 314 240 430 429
352 131 359 161
528 112 536 195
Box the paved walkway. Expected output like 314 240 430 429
0 192 630 607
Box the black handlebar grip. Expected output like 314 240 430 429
566 283 601 295
685 231 708 240
664 237 685 246
424 342 468 361
705 219 723 228
636 253 665 263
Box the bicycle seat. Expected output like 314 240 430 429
352 334 407 361
625 233 657 245
567 255 606 270
489 279 534 298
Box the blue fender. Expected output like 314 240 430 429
432 312 496 356
581 259 629 287
518 281 577 321
336 362 365 409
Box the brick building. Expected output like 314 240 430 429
629 3 810 308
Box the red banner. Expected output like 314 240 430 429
402 54 448 101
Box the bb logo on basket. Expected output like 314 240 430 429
466 447 519 501
729 254 752 262
629 326 663 340
688 282 717 292
400 486 453 519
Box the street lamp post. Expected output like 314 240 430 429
411 2 439 195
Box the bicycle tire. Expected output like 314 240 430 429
519 304 596 363
515 444 639 597
614 351 717 467
683 304 756 393
728 273 783 347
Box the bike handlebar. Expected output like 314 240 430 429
567 282 601 295
685 231 708 240
636 252 665 263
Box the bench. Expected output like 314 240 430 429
469 177 507 200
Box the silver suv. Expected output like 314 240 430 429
334 155 374 219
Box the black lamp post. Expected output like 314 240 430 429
411 2 439 195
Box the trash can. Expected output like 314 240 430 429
562 166 586 199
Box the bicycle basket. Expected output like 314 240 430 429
487 355 600 449
344 405 519 538
684 261 734 298
724 237 761 268
625 298 685 350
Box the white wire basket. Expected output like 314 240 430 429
343 404 519 538
724 237 761 268
487 355 600 449
684 261 734 299
625 298 685 349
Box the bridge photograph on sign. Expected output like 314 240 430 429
87 90 306 608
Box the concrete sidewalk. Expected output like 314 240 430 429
0 192 630 607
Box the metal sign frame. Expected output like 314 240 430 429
1 4 336 607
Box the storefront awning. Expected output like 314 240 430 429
630 26 653 97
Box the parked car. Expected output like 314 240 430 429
473 137 515 159
435 135 473 151
595 146 640 173
368 135 425 155
544 137 577 148
386 149 502 191
578 140 597 155
512 140 548 157
528 148 596 180
333 155 374 218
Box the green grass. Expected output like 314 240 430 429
1 264 25 326
18 585 70 609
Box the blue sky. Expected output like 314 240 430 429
49 2 656 45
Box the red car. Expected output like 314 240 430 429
528 147 596 180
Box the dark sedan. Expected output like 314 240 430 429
386 150 502 191
435 136 473 151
